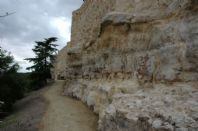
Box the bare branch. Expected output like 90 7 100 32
0 12 16 17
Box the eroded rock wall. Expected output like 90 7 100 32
54 0 198 130
52 46 67 80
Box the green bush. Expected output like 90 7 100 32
0 47 26 115
0 73 24 112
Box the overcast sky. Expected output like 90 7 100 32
0 0 83 72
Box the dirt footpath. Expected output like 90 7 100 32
39 81 98 131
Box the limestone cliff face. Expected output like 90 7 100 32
54 0 198 131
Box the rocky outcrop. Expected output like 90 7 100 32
54 0 198 130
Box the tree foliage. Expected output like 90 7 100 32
0 47 23 113
0 47 19 73
25 37 58 88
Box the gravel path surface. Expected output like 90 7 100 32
39 81 98 131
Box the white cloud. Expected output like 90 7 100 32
50 17 71 44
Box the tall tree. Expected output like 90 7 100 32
25 37 58 88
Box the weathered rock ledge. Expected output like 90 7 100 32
53 0 198 130
65 79 198 131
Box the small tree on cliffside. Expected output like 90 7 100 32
25 37 58 88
